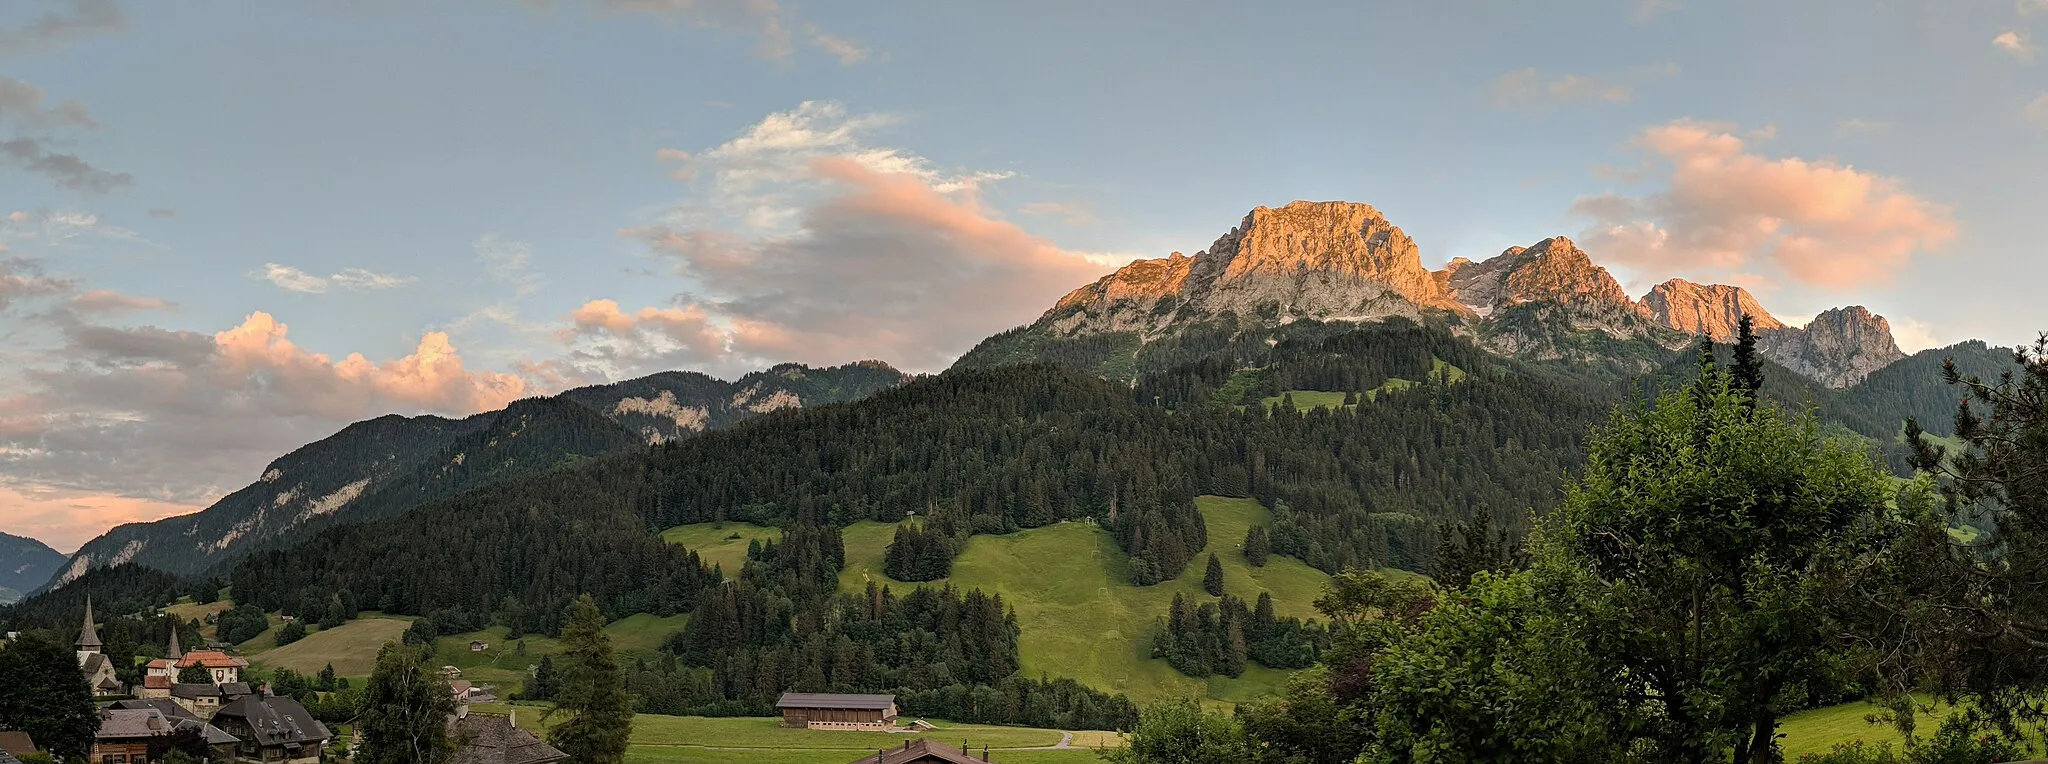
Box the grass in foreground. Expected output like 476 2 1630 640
469 707 1117 764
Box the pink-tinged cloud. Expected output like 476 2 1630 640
0 486 200 553
1572 120 1955 289
621 155 1111 373
212 312 528 419
69 289 175 313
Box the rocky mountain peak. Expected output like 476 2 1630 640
1200 200 1457 309
1447 236 1639 317
1758 306 1907 388
1641 279 1787 341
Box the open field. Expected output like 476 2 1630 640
1778 698 1959 759
661 522 781 577
246 616 413 677
790 496 1330 706
162 598 234 639
1259 358 1466 411
430 615 686 692
470 707 1118 764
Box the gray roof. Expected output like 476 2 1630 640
76 595 101 649
0 751 18 764
449 713 569 764
110 699 200 723
776 693 897 711
98 709 172 740
170 683 221 700
848 739 987 764
214 696 330 749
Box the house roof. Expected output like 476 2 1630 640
0 750 19 764
144 676 171 690
176 650 248 669
105 701 238 747
213 696 330 748
171 683 221 700
846 739 987 764
0 731 37 756
776 693 897 711
449 713 569 764
80 652 111 676
111 698 200 723
452 680 473 694
98 708 172 740
145 658 173 670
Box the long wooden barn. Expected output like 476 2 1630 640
776 693 901 731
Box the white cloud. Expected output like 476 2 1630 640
257 263 416 293
1995 31 2034 59
805 23 868 66
2026 93 2048 128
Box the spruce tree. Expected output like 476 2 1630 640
1203 553 1225 596
1242 526 1271 567
549 595 632 764
1731 313 1766 406
0 633 99 762
357 643 454 764
276 619 307 646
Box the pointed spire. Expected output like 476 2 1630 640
76 594 102 650
167 623 183 660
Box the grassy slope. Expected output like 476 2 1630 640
1778 699 1957 759
472 706 1117 764
660 522 781 578
163 598 234 640
428 616 687 690
1259 358 1466 411
247 616 413 676
669 496 1330 706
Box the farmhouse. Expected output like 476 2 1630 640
211 696 330 764
847 739 991 764
775 693 899 731
448 709 568 764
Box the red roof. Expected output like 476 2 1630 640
176 650 248 669
144 676 171 690
145 658 172 670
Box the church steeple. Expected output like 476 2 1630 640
166 623 183 660
76 595 102 652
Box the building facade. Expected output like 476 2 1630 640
775 693 900 731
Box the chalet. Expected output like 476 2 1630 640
93 707 172 764
174 649 249 685
451 680 474 702
449 709 569 764
105 700 241 759
210 696 329 764
76 597 124 696
469 641 489 652
776 693 899 731
847 739 992 764
441 666 464 679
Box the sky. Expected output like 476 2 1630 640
2 0 2045 551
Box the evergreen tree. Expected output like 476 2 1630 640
358 642 455 764
276 619 308 646
1242 526 1270 568
1430 507 1518 590
1202 553 1225 596
402 618 438 647
0 633 99 762
521 655 561 701
549 595 632 764
319 593 347 630
318 663 338 692
1731 313 1766 406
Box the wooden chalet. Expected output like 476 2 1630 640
210 695 330 764
847 739 992 764
775 693 900 731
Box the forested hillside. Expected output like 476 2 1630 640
0 532 64 604
54 361 907 586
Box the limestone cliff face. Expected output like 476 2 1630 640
1445 237 1678 360
1760 306 1907 388
1641 280 1787 341
1045 201 1463 337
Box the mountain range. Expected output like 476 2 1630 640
0 532 64 604
41 200 2000 594
961 201 1905 387
49 361 907 587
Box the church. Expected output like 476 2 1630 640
74 597 123 696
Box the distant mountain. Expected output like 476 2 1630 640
53 361 907 585
958 200 1915 389
0 532 64 604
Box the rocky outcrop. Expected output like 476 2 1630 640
1641 280 1787 341
1446 237 1642 317
1760 306 1906 388
1045 201 1464 338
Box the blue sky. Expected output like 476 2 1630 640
3 0 2046 548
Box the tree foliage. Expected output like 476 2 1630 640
0 633 99 762
358 642 456 764
548 595 633 764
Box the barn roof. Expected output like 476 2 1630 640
847 739 987 764
776 693 897 710
449 712 569 764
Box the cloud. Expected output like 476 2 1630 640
804 23 869 66
1020 200 1100 226
2027 93 2048 128
0 0 127 55
0 256 74 308
68 289 174 314
0 486 197 553
256 262 416 293
0 76 98 129
0 310 531 508
1890 317 1943 354
1492 68 1634 110
1995 31 2035 59
1570 119 1955 289
0 137 132 193
1630 0 1680 23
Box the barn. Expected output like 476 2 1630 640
775 693 900 730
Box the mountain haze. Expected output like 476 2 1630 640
0 532 64 604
